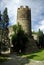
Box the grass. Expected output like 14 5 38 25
0 49 44 63
0 55 10 63
0 57 8 63
19 49 44 61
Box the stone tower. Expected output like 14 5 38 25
17 6 31 36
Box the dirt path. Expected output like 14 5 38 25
0 54 44 65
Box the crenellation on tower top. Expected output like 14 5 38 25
17 6 31 12
17 8 20 9
26 6 29 8
20 6 23 8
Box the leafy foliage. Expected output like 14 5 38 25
0 8 9 53
37 29 44 48
12 24 29 53
3 8 9 28
0 11 2 21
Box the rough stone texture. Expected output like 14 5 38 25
25 38 38 53
17 6 31 36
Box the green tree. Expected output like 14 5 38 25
3 8 9 22
0 9 9 53
1 8 9 51
0 11 2 54
0 11 2 21
37 29 43 48
13 25 17 34
12 24 28 53
3 8 9 27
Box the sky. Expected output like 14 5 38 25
0 0 44 32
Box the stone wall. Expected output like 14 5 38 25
17 6 31 36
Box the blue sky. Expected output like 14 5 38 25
0 0 44 32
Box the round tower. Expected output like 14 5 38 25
17 6 31 36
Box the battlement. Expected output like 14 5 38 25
18 6 31 10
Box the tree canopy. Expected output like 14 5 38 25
12 24 29 53
37 29 44 48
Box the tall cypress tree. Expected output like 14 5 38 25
0 11 1 54
0 11 2 41
3 8 9 28
0 11 2 22
37 29 43 48
2 8 10 51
